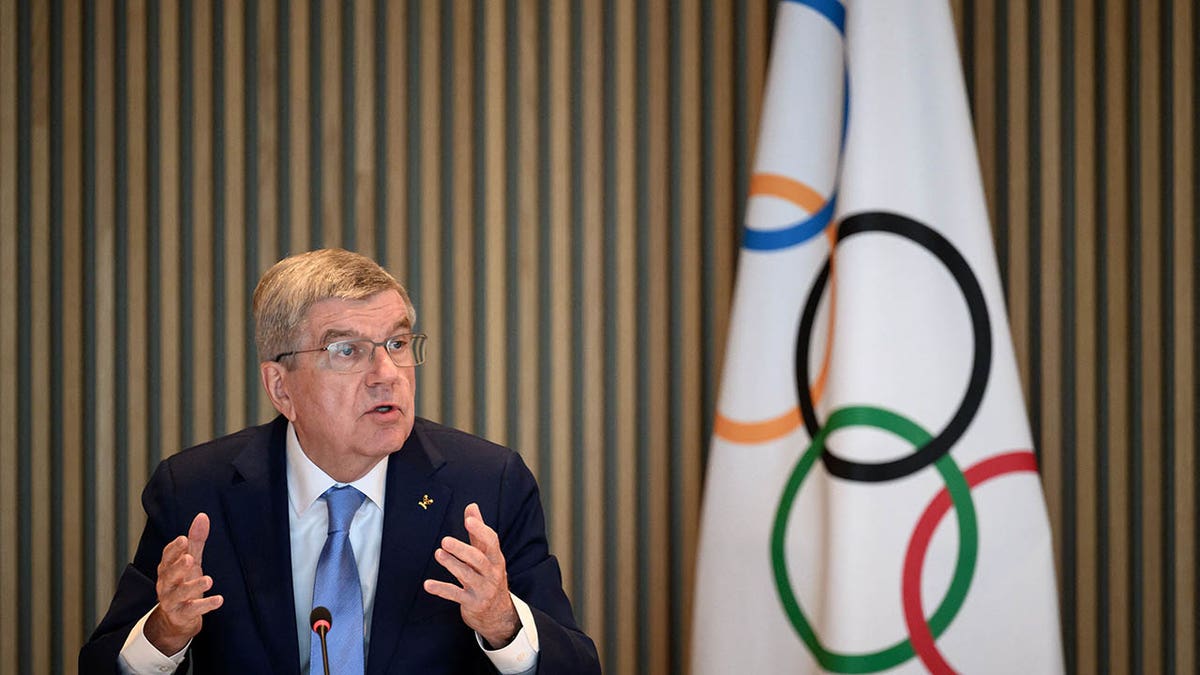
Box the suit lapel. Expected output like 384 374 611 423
222 418 301 672
366 424 452 675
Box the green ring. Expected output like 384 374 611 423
769 406 979 673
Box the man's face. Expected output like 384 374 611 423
263 290 417 479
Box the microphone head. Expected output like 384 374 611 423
310 606 332 633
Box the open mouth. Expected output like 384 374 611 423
370 405 398 414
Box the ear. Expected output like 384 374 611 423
260 361 298 421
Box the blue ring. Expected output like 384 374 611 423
742 0 847 252
742 194 837 251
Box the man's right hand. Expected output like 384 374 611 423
143 513 225 656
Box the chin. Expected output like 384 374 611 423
375 426 413 453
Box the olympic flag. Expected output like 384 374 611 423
690 1 1065 673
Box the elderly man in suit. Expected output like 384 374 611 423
80 249 599 674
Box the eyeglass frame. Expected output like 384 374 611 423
272 333 428 372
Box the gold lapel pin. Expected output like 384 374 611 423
418 494 434 510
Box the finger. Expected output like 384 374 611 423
463 514 504 565
423 578 470 605
157 552 202 593
157 560 208 608
439 536 490 572
463 504 488 546
172 572 215 599
159 535 191 569
182 593 224 617
187 513 211 565
166 593 225 625
433 547 482 588
163 552 203 581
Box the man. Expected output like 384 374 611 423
80 249 600 674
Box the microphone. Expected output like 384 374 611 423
310 606 333 675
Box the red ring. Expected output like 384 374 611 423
901 451 1040 673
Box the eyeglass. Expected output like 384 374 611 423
273 333 428 373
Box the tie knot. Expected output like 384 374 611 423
323 485 365 533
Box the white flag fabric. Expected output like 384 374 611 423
690 1 1065 673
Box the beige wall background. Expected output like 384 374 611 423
0 1 1195 673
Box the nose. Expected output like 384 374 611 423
364 343 402 382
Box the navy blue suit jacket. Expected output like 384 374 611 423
80 416 600 674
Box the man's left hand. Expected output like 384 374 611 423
424 503 521 648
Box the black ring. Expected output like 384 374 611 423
794 211 992 482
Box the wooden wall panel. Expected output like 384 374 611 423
0 1 1195 673
0 4 19 673
961 1 1198 674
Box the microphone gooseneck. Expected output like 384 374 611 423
310 606 333 675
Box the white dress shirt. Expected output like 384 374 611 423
118 422 539 674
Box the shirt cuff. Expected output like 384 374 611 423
477 593 541 675
118 605 190 675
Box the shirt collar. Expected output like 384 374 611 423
285 421 389 516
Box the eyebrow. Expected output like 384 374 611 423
318 320 411 345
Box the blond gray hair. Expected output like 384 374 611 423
253 248 416 363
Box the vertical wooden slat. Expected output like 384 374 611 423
176 0 194 450
991 0 1011 291
210 0 228 435
1036 0 1065 639
369 0 385 259
545 0 574 600
640 2 670 671
1137 2 1165 673
111 0 130 601
246 0 271 425
578 0 605 654
90 0 118 648
417 0 443 423
274 0 289 260
0 2 18 669
1092 0 1115 670
612 0 637 670
515 0 540 462
352 0 373 258
383 0 407 279
481 0 502 442
969 0 998 241
675 0 705 671
1057 0 1080 667
157 0 180 461
319 0 340 248
1005 0 1031 413
192 0 215 446
1156 1 1178 671
288 0 310 253
124 0 149 559
480 0 505 444
57 0 83 667
1102 0 1132 669
704 0 735 427
450 0 474 431
67 8 89 659
257 0 280 292
1071 2 1100 672
27 1 51 668
223 0 247 426
1171 5 1197 674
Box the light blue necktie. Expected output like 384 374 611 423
311 485 367 675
